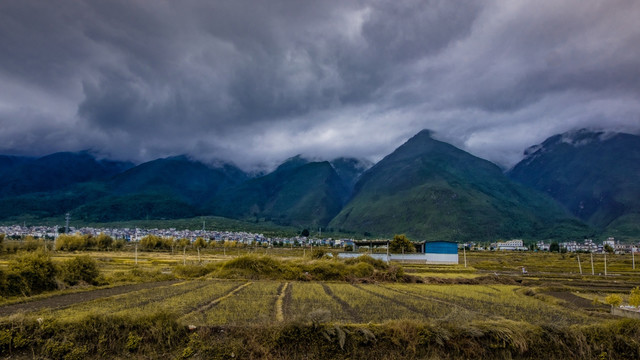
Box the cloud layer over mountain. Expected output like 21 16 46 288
1 0 639 170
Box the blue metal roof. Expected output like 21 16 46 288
424 241 458 254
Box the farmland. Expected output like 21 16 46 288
1 249 640 359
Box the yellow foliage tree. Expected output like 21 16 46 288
629 287 640 307
605 294 622 307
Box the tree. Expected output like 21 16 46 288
8 250 57 295
389 234 415 253
549 242 560 252
176 237 191 248
61 256 100 286
605 294 622 307
604 244 614 254
96 233 114 250
194 237 207 248
629 287 640 307
301 229 310 237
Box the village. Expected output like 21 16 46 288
1 224 637 255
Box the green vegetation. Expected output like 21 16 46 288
2 294 640 359
2 247 640 358
605 294 623 307
630 287 640 307
59 256 101 286
389 234 415 253
329 130 591 242
210 160 348 227
508 130 640 237
0 251 102 297
204 254 407 282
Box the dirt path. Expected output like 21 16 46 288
180 282 252 324
275 282 289 322
545 291 609 310
0 280 178 317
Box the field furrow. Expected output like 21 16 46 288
42 280 212 319
325 283 419 323
190 281 282 325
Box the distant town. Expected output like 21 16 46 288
1 224 638 254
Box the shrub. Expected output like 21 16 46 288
311 249 329 259
221 255 286 279
344 255 389 270
22 236 44 251
60 256 101 286
114 239 126 249
352 262 375 278
629 287 640 307
96 233 114 250
8 250 58 295
55 234 86 251
605 294 623 307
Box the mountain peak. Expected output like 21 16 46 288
275 154 309 172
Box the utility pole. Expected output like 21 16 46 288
577 254 582 275
183 247 186 266
202 221 205 231
135 244 138 265
386 241 390 263
463 246 467 268
65 213 70 234
604 254 607 276
633 247 636 270
591 252 595 275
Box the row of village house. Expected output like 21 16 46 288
473 238 639 253
2 225 638 253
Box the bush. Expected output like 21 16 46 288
22 236 45 251
605 294 623 307
8 250 58 295
60 256 101 286
344 255 389 270
139 235 172 250
173 264 217 278
352 262 375 278
629 287 640 307
311 249 329 259
56 234 86 251
96 233 114 250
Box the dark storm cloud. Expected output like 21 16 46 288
1 0 639 170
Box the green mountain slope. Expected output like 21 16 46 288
211 160 348 227
108 155 247 204
330 157 373 196
508 130 640 237
329 130 589 241
0 151 132 197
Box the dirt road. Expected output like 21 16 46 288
0 280 178 317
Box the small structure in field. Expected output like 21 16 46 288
339 239 458 264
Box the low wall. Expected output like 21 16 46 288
612 307 640 319
338 253 458 264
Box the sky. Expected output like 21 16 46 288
1 0 639 171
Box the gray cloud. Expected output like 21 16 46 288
1 0 639 171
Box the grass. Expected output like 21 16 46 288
2 249 640 358
2 310 640 359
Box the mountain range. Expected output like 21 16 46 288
0 129 638 242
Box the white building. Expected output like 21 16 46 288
496 239 528 251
